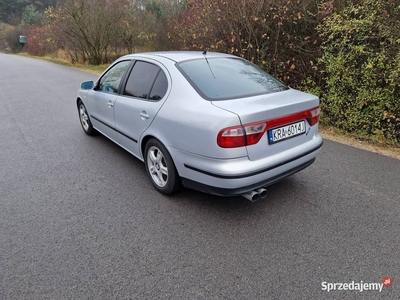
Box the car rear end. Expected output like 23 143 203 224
177 96 322 197
153 53 323 198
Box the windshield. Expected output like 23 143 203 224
177 57 288 100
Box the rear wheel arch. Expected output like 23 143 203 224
142 137 182 195
141 135 153 159
141 135 172 161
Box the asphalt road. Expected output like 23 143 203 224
0 53 399 300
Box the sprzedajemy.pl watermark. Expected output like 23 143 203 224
322 277 392 293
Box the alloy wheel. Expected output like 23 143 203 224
79 104 90 132
147 146 168 187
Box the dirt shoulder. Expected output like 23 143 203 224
320 127 400 160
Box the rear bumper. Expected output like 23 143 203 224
181 158 316 196
169 134 323 196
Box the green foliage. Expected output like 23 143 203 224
317 0 400 143
0 0 56 24
0 0 29 24
22 4 43 26
146 0 163 19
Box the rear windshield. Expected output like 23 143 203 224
177 57 288 100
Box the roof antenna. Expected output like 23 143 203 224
202 47 215 79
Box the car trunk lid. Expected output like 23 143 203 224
212 89 320 161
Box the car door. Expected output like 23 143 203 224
88 60 131 142
114 60 170 158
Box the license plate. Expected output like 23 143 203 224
268 121 306 144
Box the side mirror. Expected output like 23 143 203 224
80 81 94 90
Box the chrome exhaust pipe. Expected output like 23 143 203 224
256 188 268 199
242 190 260 202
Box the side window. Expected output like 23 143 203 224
149 71 168 100
124 61 168 100
97 60 130 94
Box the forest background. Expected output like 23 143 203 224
0 0 399 144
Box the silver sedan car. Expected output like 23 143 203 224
77 51 322 201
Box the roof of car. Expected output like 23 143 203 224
120 51 237 63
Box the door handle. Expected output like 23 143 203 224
140 111 150 120
107 100 114 108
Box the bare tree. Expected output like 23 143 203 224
48 0 130 64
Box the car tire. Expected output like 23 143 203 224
144 138 181 195
78 100 96 135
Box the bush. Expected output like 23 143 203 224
318 0 400 143
0 23 12 51
3 26 25 53
25 25 56 56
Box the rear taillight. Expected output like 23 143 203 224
217 106 320 148
217 122 266 148
217 125 246 148
307 107 321 126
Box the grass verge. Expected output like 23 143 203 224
320 126 399 160
19 52 107 74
